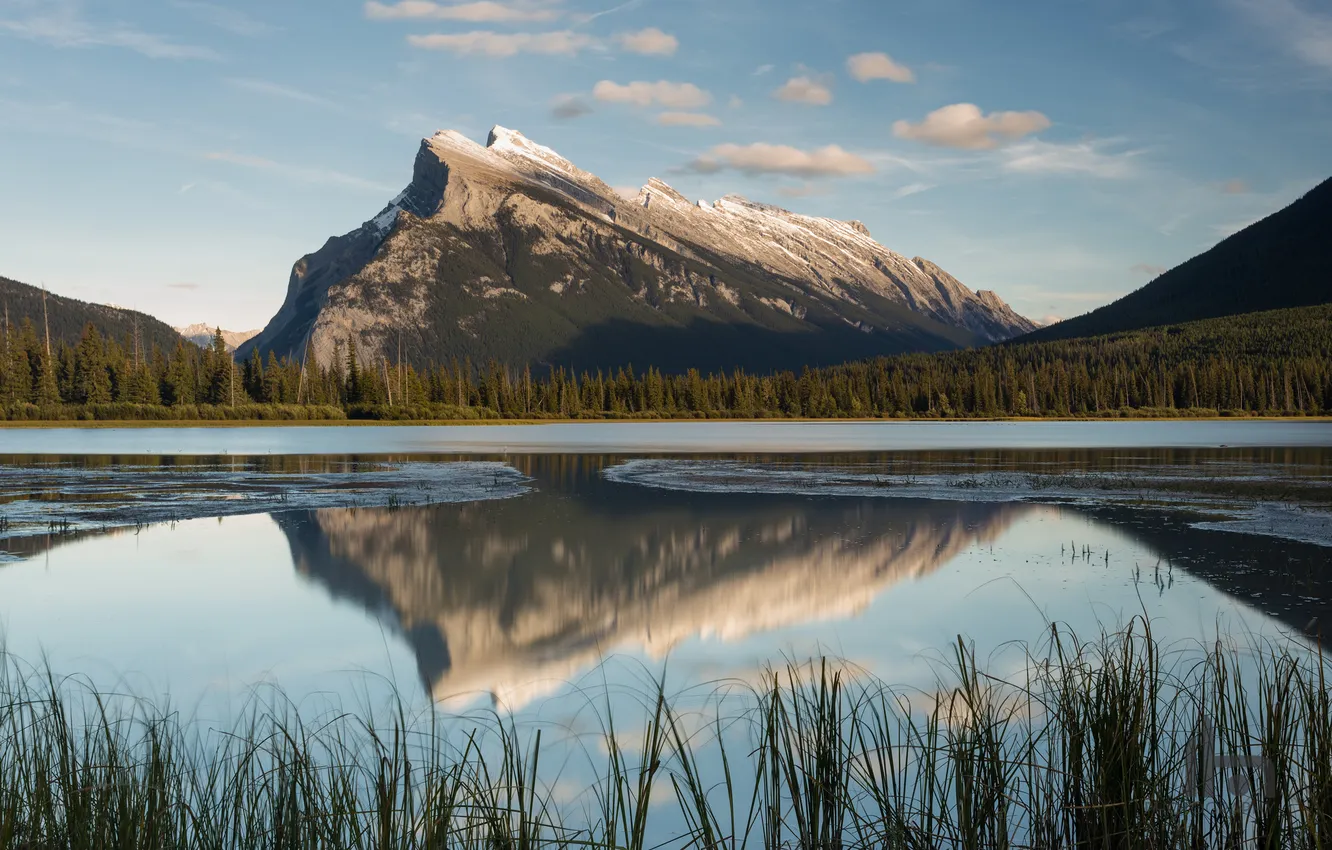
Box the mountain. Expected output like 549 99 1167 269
1028 176 1332 342
175 323 261 352
0 275 184 353
241 126 1033 372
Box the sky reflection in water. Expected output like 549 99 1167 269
2 452 1327 727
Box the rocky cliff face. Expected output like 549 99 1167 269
242 126 1035 372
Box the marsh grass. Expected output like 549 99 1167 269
2 619 1330 849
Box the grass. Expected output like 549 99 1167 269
2 619 1331 849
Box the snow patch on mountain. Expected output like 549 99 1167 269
176 324 262 352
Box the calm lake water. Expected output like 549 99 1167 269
2 423 1330 724
3 418 1332 455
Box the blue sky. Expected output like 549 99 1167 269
1 0 1329 330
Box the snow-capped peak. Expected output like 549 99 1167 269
487 125 577 172
637 177 691 209
428 129 486 153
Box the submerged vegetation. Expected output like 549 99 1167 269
1 304 1330 422
2 620 1331 848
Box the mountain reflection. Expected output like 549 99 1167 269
276 457 1030 708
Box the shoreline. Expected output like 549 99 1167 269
3 415 1331 429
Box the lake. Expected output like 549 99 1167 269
2 421 1331 844
2 421 1330 709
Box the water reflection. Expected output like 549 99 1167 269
3 453 1329 712
280 478 1029 708
267 457 1332 709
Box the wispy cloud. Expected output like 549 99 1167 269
573 0 641 24
172 1 277 37
689 143 874 178
407 29 592 55
365 1 561 23
1221 178 1250 194
894 103 1050 149
204 151 395 193
0 96 166 150
227 78 339 109
0 1 217 59
593 80 711 108
1130 262 1166 277
1001 139 1141 178
167 282 202 290
892 182 934 199
1232 0 1332 71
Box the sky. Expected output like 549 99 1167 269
1 0 1330 331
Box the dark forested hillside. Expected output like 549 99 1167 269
1028 177 1332 341
0 276 184 353
4 303 1330 420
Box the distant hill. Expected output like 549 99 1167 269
0 276 185 353
175 323 261 352
1028 176 1332 341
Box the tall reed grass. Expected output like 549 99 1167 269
2 619 1329 849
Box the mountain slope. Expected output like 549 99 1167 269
1028 176 1332 342
0 276 184 352
242 126 1033 372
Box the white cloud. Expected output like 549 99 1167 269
593 80 711 109
893 103 1050 149
204 151 395 193
407 30 592 55
1002 139 1140 178
656 111 720 127
728 95 743 108
753 64 774 75
1130 263 1166 277
689 143 874 178
847 52 914 83
615 27 677 55
774 75 833 105
0 3 217 59
365 1 560 22
227 78 337 109
550 93 592 119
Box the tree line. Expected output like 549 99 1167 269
1 304 1329 421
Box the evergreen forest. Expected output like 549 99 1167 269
1 304 1329 422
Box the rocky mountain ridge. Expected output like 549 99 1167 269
175 324 261 352
242 125 1035 372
